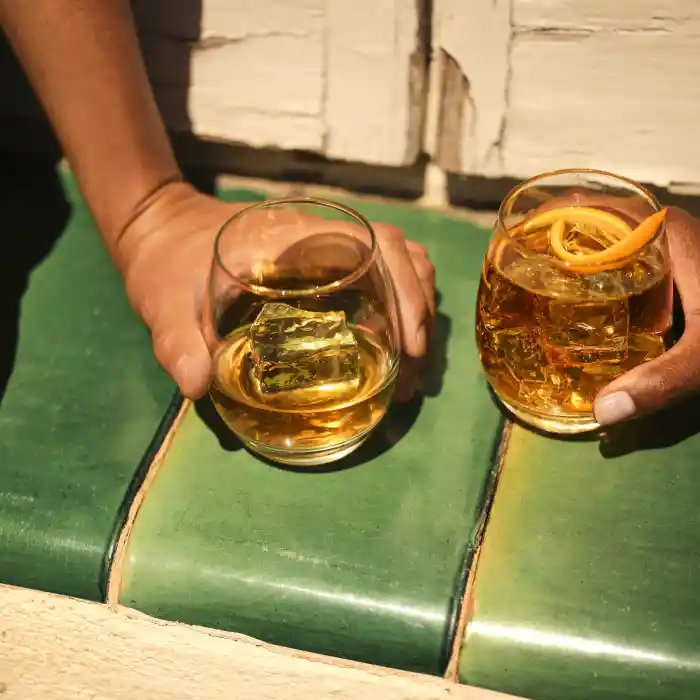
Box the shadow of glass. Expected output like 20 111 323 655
485 376 700 457
486 385 601 444
599 394 700 458
196 372 426 473
422 290 450 398
0 151 71 406
263 395 424 475
598 285 694 458
194 394 245 452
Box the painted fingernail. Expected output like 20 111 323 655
594 391 636 426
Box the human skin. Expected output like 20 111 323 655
0 0 434 402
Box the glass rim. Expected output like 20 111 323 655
213 196 379 297
495 168 666 270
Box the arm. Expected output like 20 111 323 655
0 0 182 259
0 0 434 402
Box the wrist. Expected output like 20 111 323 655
117 173 186 241
111 177 198 273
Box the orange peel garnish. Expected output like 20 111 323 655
509 206 667 274
512 206 632 242
550 208 667 272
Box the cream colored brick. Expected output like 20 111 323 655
139 0 426 163
430 0 511 175
504 30 700 186
429 0 700 188
514 0 700 32
200 0 325 40
324 0 428 166
140 0 325 151
187 35 325 150
0 585 523 700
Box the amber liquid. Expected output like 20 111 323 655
211 324 397 463
476 247 672 432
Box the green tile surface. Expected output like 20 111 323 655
0 165 175 600
119 196 503 674
460 418 700 699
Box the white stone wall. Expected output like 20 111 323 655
135 0 700 191
136 0 429 167
430 0 700 190
5 0 697 191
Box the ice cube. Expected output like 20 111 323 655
543 298 628 366
505 258 583 299
480 271 531 331
248 302 360 397
491 327 550 383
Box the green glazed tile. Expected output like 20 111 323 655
460 418 700 699
119 197 503 675
0 164 175 600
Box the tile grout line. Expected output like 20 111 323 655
105 399 193 609
443 419 514 682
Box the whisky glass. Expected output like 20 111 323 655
204 197 401 466
476 169 673 434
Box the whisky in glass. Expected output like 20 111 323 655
476 169 672 434
204 197 401 466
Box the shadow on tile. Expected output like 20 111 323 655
195 376 428 475
598 287 697 456
488 382 700 458
485 385 599 445
423 291 451 399
194 394 245 452
486 379 700 458
600 394 700 457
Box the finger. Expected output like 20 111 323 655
406 240 436 319
594 207 700 424
149 296 212 399
393 242 435 404
393 361 420 403
374 224 429 359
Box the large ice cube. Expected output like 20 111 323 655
543 298 628 366
248 302 360 397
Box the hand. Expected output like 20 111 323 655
114 182 435 401
594 206 700 425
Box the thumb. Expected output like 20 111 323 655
149 304 212 399
593 333 700 425
595 207 700 425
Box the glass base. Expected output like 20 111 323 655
240 429 371 467
500 398 600 435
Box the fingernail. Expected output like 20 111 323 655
594 391 636 426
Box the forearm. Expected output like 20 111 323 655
0 0 182 255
